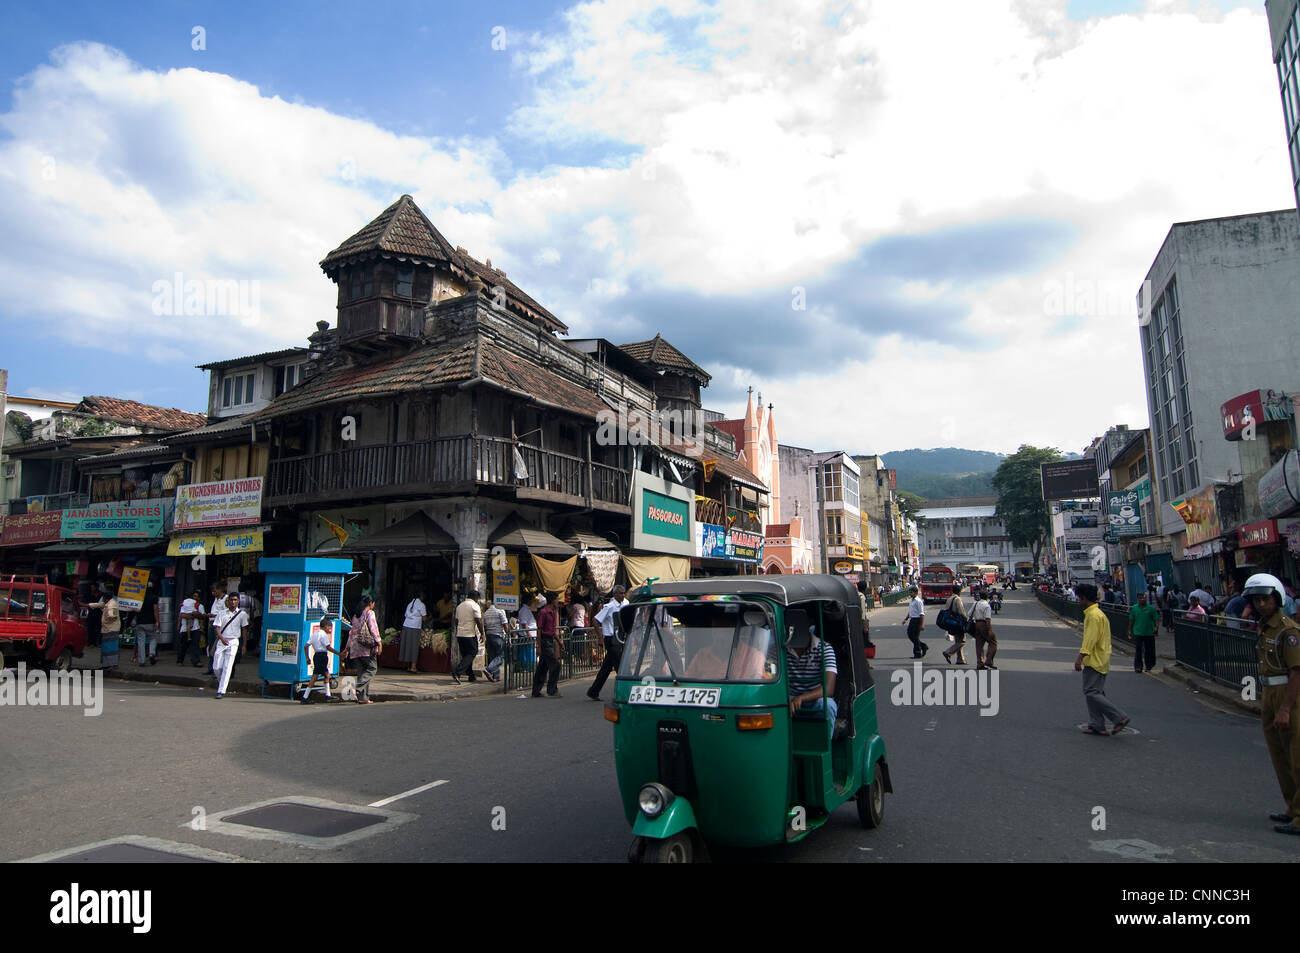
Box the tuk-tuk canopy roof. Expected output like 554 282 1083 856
628 574 860 608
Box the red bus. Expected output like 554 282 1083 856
920 563 955 604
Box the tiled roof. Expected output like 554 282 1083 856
618 334 711 383
165 413 272 445
320 194 567 334
250 338 608 423
252 342 476 420
320 195 460 270
766 522 791 537
710 419 745 444
76 397 207 432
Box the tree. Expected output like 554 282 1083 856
992 445 1062 571
894 490 927 527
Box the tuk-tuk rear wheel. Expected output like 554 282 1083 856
643 832 694 864
857 770 885 829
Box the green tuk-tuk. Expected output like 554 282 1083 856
606 574 892 862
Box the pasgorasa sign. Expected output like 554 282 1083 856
174 478 263 530
631 472 695 557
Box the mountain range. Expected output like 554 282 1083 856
876 447 1080 499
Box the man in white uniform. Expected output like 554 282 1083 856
210 593 248 698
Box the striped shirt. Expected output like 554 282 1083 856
483 605 507 637
787 637 837 698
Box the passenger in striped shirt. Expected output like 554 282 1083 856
787 626 838 723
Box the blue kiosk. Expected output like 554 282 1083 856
258 556 354 699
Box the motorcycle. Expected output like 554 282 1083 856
990 593 1003 614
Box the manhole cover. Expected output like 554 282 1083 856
223 802 384 837
52 844 215 863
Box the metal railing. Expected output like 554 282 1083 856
1036 590 1261 687
1171 615 1258 688
501 626 604 694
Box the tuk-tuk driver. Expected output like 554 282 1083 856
787 617 837 722
686 627 766 680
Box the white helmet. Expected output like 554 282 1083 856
1242 573 1285 606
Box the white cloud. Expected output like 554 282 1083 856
0 1 1292 459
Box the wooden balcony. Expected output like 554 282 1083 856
266 435 630 512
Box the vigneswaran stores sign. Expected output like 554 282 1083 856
174 477 263 531
631 471 695 557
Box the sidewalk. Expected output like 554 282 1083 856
71 646 502 703
1022 595 1261 717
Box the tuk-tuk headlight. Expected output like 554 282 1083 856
638 782 674 818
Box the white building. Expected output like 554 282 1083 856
779 446 864 577
916 496 1036 579
1268 0 1300 217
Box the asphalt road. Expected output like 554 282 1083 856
1 589 1294 863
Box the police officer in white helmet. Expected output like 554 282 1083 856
1244 572 1300 835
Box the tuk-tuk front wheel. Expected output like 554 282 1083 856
857 770 885 829
54 647 73 672
643 832 695 863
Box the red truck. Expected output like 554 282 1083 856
919 563 956 604
0 575 88 671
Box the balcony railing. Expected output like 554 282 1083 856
266 435 628 508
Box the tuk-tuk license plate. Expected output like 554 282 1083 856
627 685 720 707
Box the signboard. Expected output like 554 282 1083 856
216 529 263 555
117 566 150 612
268 584 302 614
1104 489 1143 537
0 510 62 547
833 560 853 573
1222 389 1294 440
631 472 696 557
1259 450 1300 519
1170 484 1222 547
61 500 168 539
1068 513 1099 529
174 477 263 530
1238 520 1279 548
167 535 219 557
1281 517 1300 556
264 629 299 662
493 555 520 611
696 523 764 564
846 542 866 560
1040 459 1099 501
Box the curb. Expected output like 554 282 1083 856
81 663 502 703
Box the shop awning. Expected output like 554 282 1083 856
342 511 457 554
38 540 162 553
489 513 577 556
622 553 690 587
562 528 619 551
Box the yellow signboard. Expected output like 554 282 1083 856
118 566 150 611
167 535 219 557
216 529 263 555
493 554 520 611
846 543 866 560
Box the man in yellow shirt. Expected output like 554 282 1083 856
1074 583 1132 736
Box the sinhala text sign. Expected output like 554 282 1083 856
174 478 263 531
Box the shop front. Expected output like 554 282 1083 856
168 477 268 628
0 511 65 577
1234 518 1299 582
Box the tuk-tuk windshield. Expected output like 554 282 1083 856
618 601 779 683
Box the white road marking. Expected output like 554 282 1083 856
369 779 449 807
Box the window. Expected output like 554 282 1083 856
275 363 305 395
396 267 414 297
825 514 844 547
221 371 257 409
349 268 373 300
821 463 842 502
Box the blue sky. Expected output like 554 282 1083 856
0 1 1291 455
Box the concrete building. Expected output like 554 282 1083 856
1137 211 1300 555
778 446 863 578
1267 0 1300 216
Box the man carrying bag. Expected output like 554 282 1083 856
939 584 969 665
